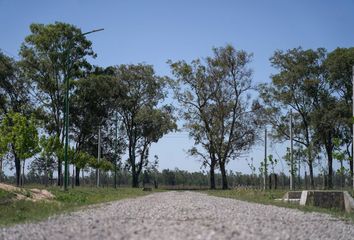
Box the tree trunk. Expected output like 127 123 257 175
327 150 333 189
57 159 62 186
0 157 2 182
75 167 80 186
44 164 48 187
209 160 216 189
308 162 314 189
14 155 21 187
220 161 228 189
21 159 25 186
132 172 139 188
340 160 344 188
350 157 353 182
71 165 75 188
114 161 117 189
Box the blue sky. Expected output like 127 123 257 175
1 0 353 174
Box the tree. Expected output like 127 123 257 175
310 88 343 189
325 47 354 180
70 71 122 186
111 64 176 187
19 22 96 185
170 45 256 189
258 47 326 188
30 135 61 186
0 51 30 115
0 112 39 186
169 57 219 189
70 150 94 186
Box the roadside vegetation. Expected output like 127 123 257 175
206 189 354 223
0 186 153 226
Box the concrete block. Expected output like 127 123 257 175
299 191 308 206
283 191 302 200
298 190 354 213
343 191 354 213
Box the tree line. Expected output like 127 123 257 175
0 22 353 189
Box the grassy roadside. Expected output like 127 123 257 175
0 186 155 226
205 189 354 223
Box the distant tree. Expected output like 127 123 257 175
170 45 256 189
30 135 61 186
111 64 176 187
70 71 125 186
258 47 326 188
325 47 354 180
19 22 96 185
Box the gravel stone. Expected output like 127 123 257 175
1 191 353 240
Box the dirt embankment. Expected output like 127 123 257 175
0 183 54 202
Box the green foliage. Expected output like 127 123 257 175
19 22 95 136
0 112 39 160
268 154 278 174
71 150 93 170
283 147 298 176
30 135 61 175
0 51 30 114
258 46 354 189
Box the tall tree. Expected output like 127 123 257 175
0 51 34 186
70 72 118 185
325 47 354 180
258 47 326 188
170 45 256 189
169 58 219 189
19 22 96 185
310 85 343 189
111 64 176 187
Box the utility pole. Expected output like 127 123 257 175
290 109 294 190
298 157 301 189
352 65 354 190
264 128 268 190
0 157 2 182
72 165 74 188
114 112 118 189
97 127 101 187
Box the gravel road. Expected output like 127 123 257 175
1 191 353 240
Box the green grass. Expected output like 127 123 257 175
206 189 354 223
0 186 154 226
0 189 16 204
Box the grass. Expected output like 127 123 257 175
205 189 354 223
0 189 16 204
0 186 154 226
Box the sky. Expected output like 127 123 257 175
1 0 354 175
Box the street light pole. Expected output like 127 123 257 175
63 28 104 191
290 109 294 190
352 65 354 190
264 128 267 190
